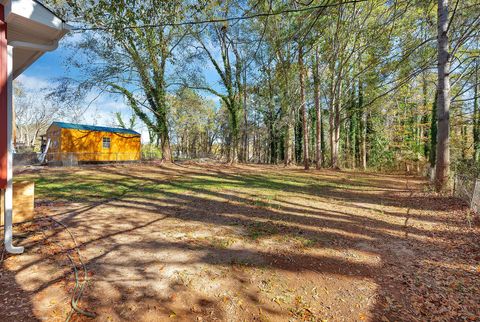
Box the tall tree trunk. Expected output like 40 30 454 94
299 45 309 170
313 49 322 169
329 104 334 168
161 133 172 162
348 86 357 169
243 68 248 163
294 103 302 163
357 81 366 169
332 81 342 169
284 108 293 166
230 111 239 164
281 61 293 166
320 108 326 166
461 124 468 159
435 0 451 192
429 91 438 166
267 71 277 164
422 73 430 159
309 108 315 164
157 112 172 162
329 69 336 168
474 59 480 163
269 120 276 163
361 113 367 170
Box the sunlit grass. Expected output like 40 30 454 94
16 165 367 205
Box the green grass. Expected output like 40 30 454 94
16 166 365 205
247 221 280 240
18 172 145 202
209 237 236 249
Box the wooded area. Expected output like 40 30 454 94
3 1 480 320
37 0 479 193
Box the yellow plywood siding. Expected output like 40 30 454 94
60 129 141 161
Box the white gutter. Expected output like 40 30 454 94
9 40 59 52
4 45 23 254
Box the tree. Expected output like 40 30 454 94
474 60 480 162
298 44 309 169
430 91 438 166
42 0 479 173
115 112 137 130
51 0 192 162
435 0 451 191
13 81 59 150
185 4 245 163
170 88 219 159
313 47 323 169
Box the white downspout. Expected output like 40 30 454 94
4 44 23 254
3 40 59 254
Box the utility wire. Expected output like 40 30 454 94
70 0 367 32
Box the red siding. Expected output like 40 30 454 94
0 4 6 189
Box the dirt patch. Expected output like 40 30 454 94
1 163 479 321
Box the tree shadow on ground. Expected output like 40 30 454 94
5 163 480 321
0 252 38 322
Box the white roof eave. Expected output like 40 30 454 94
1 0 70 78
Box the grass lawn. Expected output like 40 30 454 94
1 162 479 321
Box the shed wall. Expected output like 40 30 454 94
60 129 140 161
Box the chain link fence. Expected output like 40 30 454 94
424 165 479 214
428 165 480 214
453 175 480 214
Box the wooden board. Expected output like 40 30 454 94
0 181 35 225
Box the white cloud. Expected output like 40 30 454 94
81 94 131 123
15 74 54 91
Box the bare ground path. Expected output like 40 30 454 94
1 163 479 321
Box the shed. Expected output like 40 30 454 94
46 122 141 163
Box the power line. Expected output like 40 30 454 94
71 0 367 32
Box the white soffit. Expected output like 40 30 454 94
1 0 70 78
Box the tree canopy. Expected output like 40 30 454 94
43 0 480 190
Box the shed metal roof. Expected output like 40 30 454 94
52 122 141 135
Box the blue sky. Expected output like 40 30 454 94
19 37 143 135
18 34 223 142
